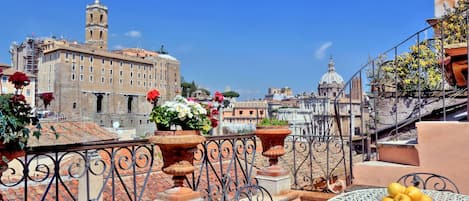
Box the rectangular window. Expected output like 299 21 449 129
110 60 113 65
110 78 113 84
80 74 84 81
102 59 105 64
80 65 84 72
90 66 93 72
65 52 69 59
80 55 84 61
110 69 113 75
90 56 93 62
130 64 133 69
72 53 75 60
2 77 7 83
120 71 123 76
119 79 123 85
120 61 123 66
90 75 93 82
101 77 105 83
101 68 104 74
71 74 75 80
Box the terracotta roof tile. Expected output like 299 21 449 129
27 121 118 147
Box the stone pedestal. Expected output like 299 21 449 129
254 126 299 201
256 174 291 196
154 187 203 201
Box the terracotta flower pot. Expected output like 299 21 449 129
255 125 291 177
0 142 25 176
147 130 206 201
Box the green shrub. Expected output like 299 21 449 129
257 118 288 127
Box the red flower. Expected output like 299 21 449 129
211 109 219 116
8 72 30 89
205 102 213 111
210 118 218 128
10 94 26 103
147 89 160 103
40 92 54 108
213 91 224 103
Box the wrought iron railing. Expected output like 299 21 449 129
281 134 350 193
0 134 271 201
332 2 469 182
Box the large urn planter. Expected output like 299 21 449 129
147 130 205 201
0 142 25 176
255 126 291 177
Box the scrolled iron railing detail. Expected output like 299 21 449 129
397 172 460 193
188 134 268 201
282 134 348 193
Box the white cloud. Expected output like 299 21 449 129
314 41 333 60
112 44 125 50
125 30 142 38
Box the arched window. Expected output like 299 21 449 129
90 14 93 21
90 30 93 38
100 14 103 23
99 31 103 39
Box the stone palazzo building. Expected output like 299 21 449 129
10 0 181 136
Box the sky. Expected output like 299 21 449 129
0 0 435 100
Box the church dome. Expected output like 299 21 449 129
319 57 344 84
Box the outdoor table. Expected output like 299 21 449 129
328 188 469 201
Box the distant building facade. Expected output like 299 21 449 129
265 87 293 101
223 101 268 125
0 65 36 106
9 0 181 136
277 57 367 137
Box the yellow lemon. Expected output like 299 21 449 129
394 193 412 201
404 186 423 201
382 196 394 201
419 195 432 201
387 182 406 197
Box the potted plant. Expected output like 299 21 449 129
255 118 291 176
146 89 222 200
0 72 54 175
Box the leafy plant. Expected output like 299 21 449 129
0 72 55 149
257 118 288 127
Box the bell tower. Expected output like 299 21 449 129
85 0 108 50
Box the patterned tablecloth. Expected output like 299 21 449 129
328 188 469 201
